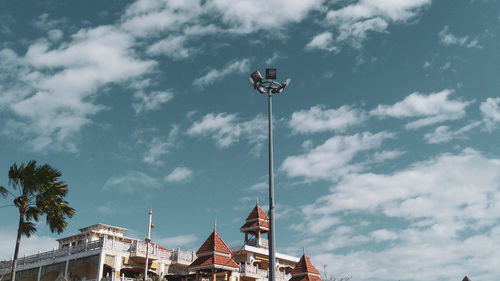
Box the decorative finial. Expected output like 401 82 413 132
214 220 217 232
256 197 259 205
303 247 306 256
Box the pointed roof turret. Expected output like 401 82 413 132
289 253 322 281
240 202 269 233
189 227 239 271
462 276 471 281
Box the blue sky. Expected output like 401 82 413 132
1 0 500 280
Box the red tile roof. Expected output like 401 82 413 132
196 230 232 255
189 255 239 269
189 229 239 271
240 219 270 230
289 275 322 281
246 204 269 221
291 254 321 275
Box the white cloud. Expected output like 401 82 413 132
103 170 160 194
154 234 198 249
187 113 266 154
480 97 500 132
305 32 338 52
0 228 58 260
289 105 366 134
165 166 193 182
439 26 480 48
368 150 406 163
132 90 174 114
370 89 472 129
121 0 204 37
316 0 431 48
193 58 251 87
303 148 500 223
281 131 394 181
143 125 179 165
247 181 268 192
370 229 398 242
147 35 192 59
0 25 156 152
423 122 481 144
207 0 323 34
300 149 500 280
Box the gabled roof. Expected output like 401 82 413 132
196 230 232 255
291 254 321 276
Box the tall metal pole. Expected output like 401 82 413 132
267 87 276 281
144 208 152 281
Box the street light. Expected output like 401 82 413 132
248 68 291 281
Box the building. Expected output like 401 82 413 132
0 202 320 281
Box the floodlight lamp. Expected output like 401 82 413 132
249 77 255 86
251 70 263 84
266 68 276 80
283 78 291 87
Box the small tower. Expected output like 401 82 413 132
189 224 239 281
240 200 270 248
462 276 471 281
289 252 322 281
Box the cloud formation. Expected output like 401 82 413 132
370 89 472 129
307 0 431 50
281 131 394 181
0 25 155 152
165 166 193 182
439 26 480 48
187 113 266 154
193 58 251 87
302 149 500 280
480 97 500 132
289 105 366 134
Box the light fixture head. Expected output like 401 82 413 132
250 70 263 84
266 68 276 80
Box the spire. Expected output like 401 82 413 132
214 220 217 232
462 276 471 281
291 252 321 275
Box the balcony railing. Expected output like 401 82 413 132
245 238 269 248
239 263 290 280
0 239 196 271
0 240 103 270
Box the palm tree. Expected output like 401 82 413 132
0 160 75 281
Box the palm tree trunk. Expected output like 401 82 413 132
10 212 23 281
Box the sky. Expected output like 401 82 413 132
0 0 500 280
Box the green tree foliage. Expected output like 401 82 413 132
0 160 75 281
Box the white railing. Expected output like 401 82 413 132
130 243 173 259
170 249 196 263
0 241 103 269
245 238 269 248
239 264 290 281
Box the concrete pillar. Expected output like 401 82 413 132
37 265 42 281
244 233 248 243
97 251 105 281
195 271 200 281
64 259 69 278
114 255 122 281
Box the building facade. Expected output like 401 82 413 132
0 203 320 281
